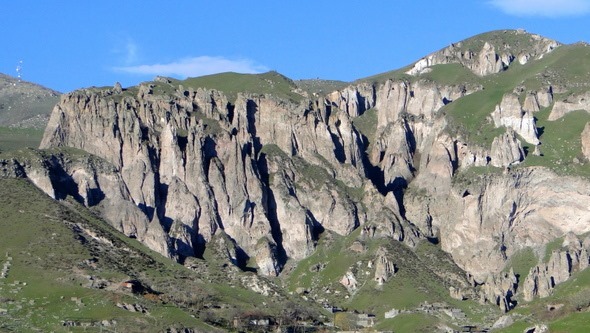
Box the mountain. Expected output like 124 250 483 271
2 29 590 332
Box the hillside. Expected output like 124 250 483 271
0 73 59 129
0 74 60 153
0 151 326 332
2 29 590 332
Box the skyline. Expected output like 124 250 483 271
2 0 590 92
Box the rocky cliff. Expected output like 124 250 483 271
24 29 590 314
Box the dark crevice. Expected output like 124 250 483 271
256 154 288 270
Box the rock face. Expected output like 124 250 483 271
490 130 525 167
38 74 480 274
549 91 590 120
522 235 590 301
582 122 590 160
39 83 374 270
374 247 396 285
479 269 518 312
405 30 559 77
491 93 540 145
406 167 590 283
17 29 590 313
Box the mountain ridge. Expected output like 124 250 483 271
2 29 590 331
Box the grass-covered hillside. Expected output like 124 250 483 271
0 169 322 332
354 31 590 179
283 229 501 332
0 73 59 129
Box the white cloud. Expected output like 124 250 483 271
489 0 590 17
114 56 268 78
111 37 140 65
124 40 138 65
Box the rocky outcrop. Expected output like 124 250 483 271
24 31 590 315
405 168 590 282
479 269 518 312
582 122 590 160
406 30 559 77
491 93 540 145
523 87 553 112
490 130 525 167
38 81 374 273
340 271 358 292
522 234 590 301
548 90 590 120
0 150 168 256
374 247 396 285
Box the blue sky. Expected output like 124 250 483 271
2 0 590 92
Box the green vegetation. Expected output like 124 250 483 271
421 63 482 86
295 79 349 96
504 247 538 282
0 74 59 129
183 71 305 102
376 313 440 333
518 108 590 177
0 178 322 332
0 178 219 332
434 42 590 178
352 108 378 147
285 230 497 328
496 268 590 332
459 30 549 57
543 236 566 262
260 143 290 159
359 66 413 86
0 127 44 151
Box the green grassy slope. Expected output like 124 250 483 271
284 230 499 332
0 175 321 332
182 71 305 102
0 73 60 129
0 127 44 152
0 178 213 332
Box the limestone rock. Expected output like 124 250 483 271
405 167 590 282
31 35 589 300
581 122 590 160
490 130 525 167
479 269 518 312
476 42 507 76
492 315 514 330
549 90 590 120
522 242 590 301
254 237 282 277
374 247 396 285
491 93 540 145
340 271 358 292
524 324 549 333
405 30 559 77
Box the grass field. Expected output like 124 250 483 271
0 127 44 151
182 71 305 102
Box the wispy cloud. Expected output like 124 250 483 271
113 56 268 78
123 40 138 65
488 0 590 17
111 37 140 65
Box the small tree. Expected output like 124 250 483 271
334 312 356 331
